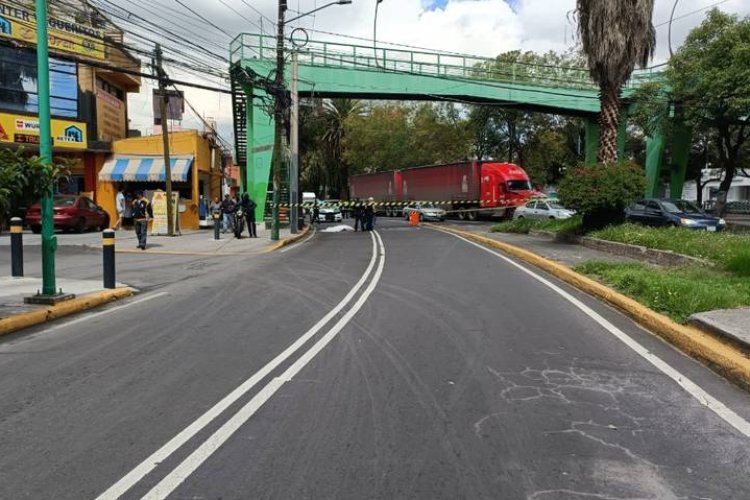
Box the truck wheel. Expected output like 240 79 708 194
467 210 477 221
457 209 466 221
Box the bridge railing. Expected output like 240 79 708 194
231 34 656 91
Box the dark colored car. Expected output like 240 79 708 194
625 198 726 231
25 194 110 234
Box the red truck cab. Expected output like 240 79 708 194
481 163 536 216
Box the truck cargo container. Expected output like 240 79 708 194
349 161 535 220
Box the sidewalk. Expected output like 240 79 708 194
0 225 303 256
444 223 750 354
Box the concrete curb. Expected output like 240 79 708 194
525 230 711 267
0 288 134 337
267 225 312 253
429 224 750 390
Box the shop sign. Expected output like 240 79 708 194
0 112 88 150
150 190 180 236
0 1 106 60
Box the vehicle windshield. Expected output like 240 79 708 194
547 201 566 210
420 203 437 209
53 196 77 207
507 180 532 191
661 200 702 214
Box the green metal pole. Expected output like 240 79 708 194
584 118 600 166
36 0 57 296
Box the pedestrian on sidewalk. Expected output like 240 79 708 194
240 193 258 238
221 194 235 234
113 187 125 230
132 191 152 250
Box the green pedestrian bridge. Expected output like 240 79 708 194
230 34 684 215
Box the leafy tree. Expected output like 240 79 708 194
576 0 656 163
667 9 750 214
0 148 70 230
558 161 645 229
321 99 362 198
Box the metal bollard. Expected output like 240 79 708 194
213 211 221 240
102 229 116 289
10 217 23 277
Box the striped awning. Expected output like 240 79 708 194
98 155 194 182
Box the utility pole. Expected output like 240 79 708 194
270 0 287 241
155 45 175 236
36 0 57 297
290 51 299 234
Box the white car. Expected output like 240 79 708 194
317 202 343 223
514 199 575 220
403 202 446 222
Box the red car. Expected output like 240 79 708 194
25 195 110 234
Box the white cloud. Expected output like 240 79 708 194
120 0 750 148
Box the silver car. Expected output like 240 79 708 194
514 199 575 220
403 202 446 222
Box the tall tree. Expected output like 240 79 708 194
576 0 656 163
667 9 750 214
321 99 361 198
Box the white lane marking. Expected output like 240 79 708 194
280 226 317 253
21 292 169 337
96 232 379 500
450 233 750 438
142 231 386 499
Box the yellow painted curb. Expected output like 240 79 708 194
0 288 134 337
267 225 312 253
429 224 750 389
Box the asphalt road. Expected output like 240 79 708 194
1 218 750 499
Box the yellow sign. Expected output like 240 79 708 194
150 191 180 236
0 112 88 150
0 1 106 60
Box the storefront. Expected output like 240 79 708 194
96 130 223 230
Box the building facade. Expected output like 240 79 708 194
0 0 140 198
97 130 224 230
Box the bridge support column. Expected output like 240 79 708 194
645 130 666 198
669 121 692 199
584 118 600 166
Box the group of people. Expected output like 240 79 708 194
210 193 258 238
352 199 376 232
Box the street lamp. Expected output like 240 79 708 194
271 0 351 239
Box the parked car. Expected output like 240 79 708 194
403 202 446 222
514 199 576 220
318 201 343 223
625 198 726 231
25 194 110 233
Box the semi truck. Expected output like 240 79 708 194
349 161 536 220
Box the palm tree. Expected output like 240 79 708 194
576 0 656 163
321 99 362 198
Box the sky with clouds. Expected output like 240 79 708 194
121 0 750 149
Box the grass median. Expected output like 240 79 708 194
575 262 750 323
590 224 750 275
490 216 582 235
576 225 750 323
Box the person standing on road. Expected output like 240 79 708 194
132 191 152 250
364 198 375 231
353 199 363 232
113 187 125 230
220 194 235 234
240 193 258 238
312 203 320 225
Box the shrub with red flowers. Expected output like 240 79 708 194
558 161 645 230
